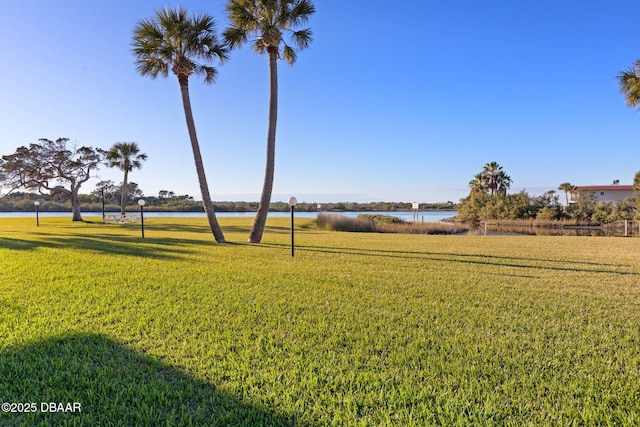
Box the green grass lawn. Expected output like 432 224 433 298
1 216 640 426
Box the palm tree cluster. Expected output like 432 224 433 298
131 1 315 244
469 161 512 197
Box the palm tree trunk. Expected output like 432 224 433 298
249 50 279 244
120 169 128 215
178 77 225 243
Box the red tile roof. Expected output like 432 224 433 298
574 185 634 191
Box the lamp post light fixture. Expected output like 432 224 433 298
138 199 146 238
34 201 40 227
288 197 298 257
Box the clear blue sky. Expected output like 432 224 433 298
1 0 639 204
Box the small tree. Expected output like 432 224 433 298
0 138 103 221
92 180 119 204
104 142 147 215
456 191 491 221
120 182 143 202
558 182 574 207
567 190 597 222
535 191 562 220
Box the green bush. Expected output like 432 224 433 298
536 206 562 221
357 214 405 224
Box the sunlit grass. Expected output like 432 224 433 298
1 217 640 425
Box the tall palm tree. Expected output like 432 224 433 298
105 142 147 215
558 182 574 207
132 7 228 243
468 173 486 194
482 162 511 196
495 171 512 196
618 60 640 110
224 0 315 243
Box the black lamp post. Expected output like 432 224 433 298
288 196 297 257
138 199 146 238
101 188 105 221
34 201 40 227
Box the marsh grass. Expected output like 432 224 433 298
317 213 469 235
1 217 640 425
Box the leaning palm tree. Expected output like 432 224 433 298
105 142 147 215
618 60 640 110
132 7 227 243
224 0 315 243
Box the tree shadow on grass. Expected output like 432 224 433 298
106 219 292 237
0 231 261 259
0 235 205 260
259 242 639 276
0 333 296 427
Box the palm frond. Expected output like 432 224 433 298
104 142 147 172
193 65 219 84
225 0 314 62
617 60 640 109
287 0 315 26
282 44 297 65
251 37 268 55
223 27 250 49
290 28 312 50
226 1 261 31
131 6 226 83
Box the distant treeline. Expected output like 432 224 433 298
0 192 457 213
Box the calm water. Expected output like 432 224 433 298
0 210 457 222
4 211 634 237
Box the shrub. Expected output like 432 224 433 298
357 214 405 224
536 206 562 221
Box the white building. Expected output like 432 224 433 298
571 184 635 204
